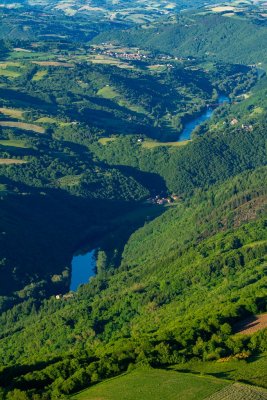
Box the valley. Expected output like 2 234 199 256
0 1 266 399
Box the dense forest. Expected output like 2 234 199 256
0 1 266 399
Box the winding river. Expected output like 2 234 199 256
178 94 230 142
70 95 230 291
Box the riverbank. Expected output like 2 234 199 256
178 94 230 141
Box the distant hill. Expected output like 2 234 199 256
93 13 267 64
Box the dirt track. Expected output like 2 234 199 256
235 313 267 335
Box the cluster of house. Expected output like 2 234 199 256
230 119 253 131
94 45 149 61
92 44 191 65
55 293 75 300
147 194 180 205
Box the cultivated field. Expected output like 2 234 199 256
71 368 229 400
32 61 74 67
142 139 189 148
0 139 30 148
0 158 27 165
0 121 45 133
0 107 24 119
32 70 48 81
205 383 267 399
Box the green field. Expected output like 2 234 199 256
97 86 119 99
205 383 267 400
0 107 24 119
71 368 229 400
0 139 30 148
173 354 267 389
0 121 45 133
142 139 189 148
32 70 48 81
98 137 117 145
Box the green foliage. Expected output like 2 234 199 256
94 14 267 64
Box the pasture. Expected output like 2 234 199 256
142 139 189 148
0 121 45 134
32 70 48 81
0 107 24 119
97 86 119 99
98 137 117 145
173 354 267 388
71 368 229 400
0 158 27 165
88 55 134 69
0 139 30 148
206 383 267 399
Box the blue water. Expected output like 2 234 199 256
70 249 96 291
178 95 230 142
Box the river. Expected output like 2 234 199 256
70 95 230 291
178 94 230 142
70 249 96 292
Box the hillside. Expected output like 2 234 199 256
0 166 266 398
0 2 266 400
94 13 267 64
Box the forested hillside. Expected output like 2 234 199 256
0 2 266 399
94 13 267 64
0 166 266 399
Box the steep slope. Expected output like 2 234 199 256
0 167 266 399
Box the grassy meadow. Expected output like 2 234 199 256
71 368 229 400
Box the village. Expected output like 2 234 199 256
146 193 181 205
90 43 190 65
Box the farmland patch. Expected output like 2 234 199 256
0 121 45 133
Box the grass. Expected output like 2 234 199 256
0 107 24 119
0 69 21 78
57 175 82 187
142 140 189 149
0 139 30 148
173 354 267 389
88 55 134 69
118 99 146 114
98 137 117 145
210 6 236 12
71 368 229 400
32 70 48 81
0 158 27 165
97 86 119 99
32 61 74 67
205 383 267 399
0 121 45 134
35 117 58 124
